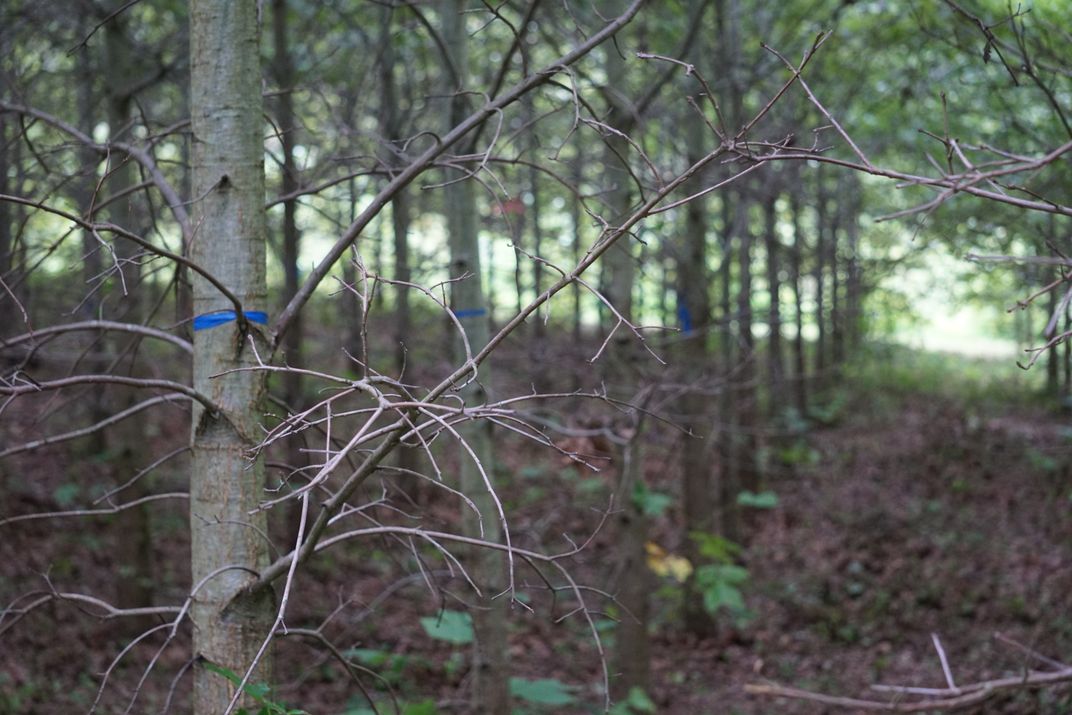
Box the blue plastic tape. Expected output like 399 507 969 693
678 305 693 334
193 310 269 331
453 308 487 319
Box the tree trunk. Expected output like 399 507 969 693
678 206 713 635
0 28 14 337
343 177 365 360
189 2 274 711
789 190 808 417
1064 301 1071 398
814 171 827 379
444 3 510 712
526 92 548 389
599 9 635 333
845 197 862 350
1048 267 1060 392
830 179 844 367
764 197 784 409
678 0 715 637
609 433 653 700
272 0 302 407
734 194 759 502
716 195 738 541
571 158 584 345
714 0 743 541
105 14 154 615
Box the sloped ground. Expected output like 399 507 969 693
2 347 1072 713
672 382 1072 713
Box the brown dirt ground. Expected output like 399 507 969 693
3 342 1072 714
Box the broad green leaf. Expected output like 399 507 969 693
632 482 672 517
420 609 474 645
736 490 779 509
689 532 741 563
402 699 439 715
509 677 577 706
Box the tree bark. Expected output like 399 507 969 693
789 190 808 417
272 0 302 407
764 196 784 406
830 177 844 367
189 2 274 711
443 3 510 712
571 158 584 345
104 13 154 615
678 0 715 637
599 8 636 332
814 170 828 379
714 0 742 541
734 193 759 503
716 195 738 541
844 178 862 350
0 28 14 337
609 433 653 700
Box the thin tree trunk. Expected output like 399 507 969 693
609 431 653 700
102 14 154 615
376 6 412 373
716 195 738 541
830 179 843 367
526 93 548 389
679 0 715 637
596 2 651 695
189 2 274 711
377 11 421 498
571 159 584 344
273 0 302 407
845 185 861 350
511 207 525 319
678 108 715 639
714 0 743 541
599 14 635 333
0 28 14 337
734 194 759 503
764 197 784 406
444 3 509 712
1048 267 1059 392
789 190 808 417
343 178 364 359
1064 300 1071 397
814 171 827 379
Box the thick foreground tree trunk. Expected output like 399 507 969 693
189 2 274 712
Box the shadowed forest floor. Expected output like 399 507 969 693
2 346 1071 714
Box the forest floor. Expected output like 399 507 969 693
2 344 1071 714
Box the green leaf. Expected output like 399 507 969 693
402 699 439 715
509 677 577 706
632 482 672 517
695 564 750 616
736 490 779 509
689 532 741 563
201 661 300 711
608 686 656 714
419 609 474 645
202 661 243 687
519 465 545 479
52 483 80 508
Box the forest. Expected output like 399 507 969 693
1 0 1071 713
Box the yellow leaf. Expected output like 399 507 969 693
644 541 693 582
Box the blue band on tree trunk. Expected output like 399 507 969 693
452 308 487 319
193 310 269 331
